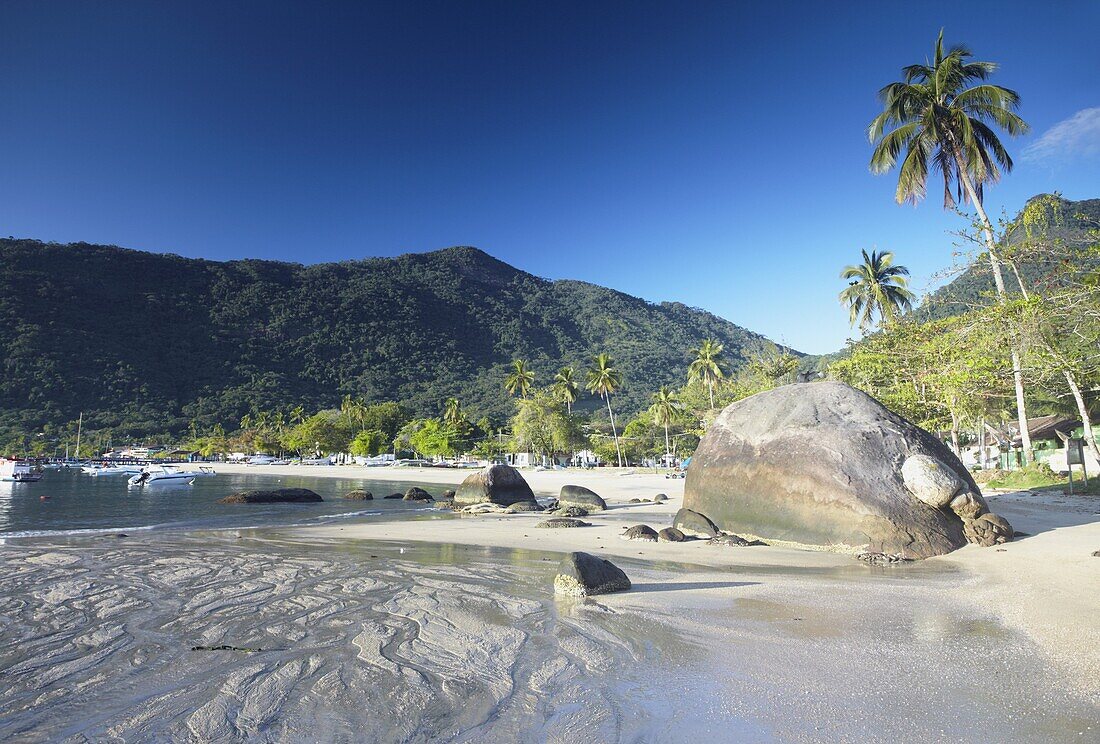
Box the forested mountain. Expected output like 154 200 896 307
0 242 792 442
918 195 1100 319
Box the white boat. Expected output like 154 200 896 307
1 458 42 482
82 465 144 476
128 466 216 486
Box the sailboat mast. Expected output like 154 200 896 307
74 412 83 461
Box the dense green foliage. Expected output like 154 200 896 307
0 242 791 448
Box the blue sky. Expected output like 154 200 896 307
2 1 1097 354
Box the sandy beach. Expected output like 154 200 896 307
2 464 1097 741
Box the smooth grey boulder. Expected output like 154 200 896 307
683 381 1012 559
219 488 322 504
673 508 720 539
558 485 607 512
403 487 433 502
554 552 631 597
454 464 537 506
621 524 659 542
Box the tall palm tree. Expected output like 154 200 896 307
552 366 579 413
687 339 726 409
442 397 461 425
838 249 916 331
650 386 684 467
586 353 624 467
868 29 1033 459
504 360 535 399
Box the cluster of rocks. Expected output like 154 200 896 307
618 517 764 547
856 551 914 565
219 488 323 504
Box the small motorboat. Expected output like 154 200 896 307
128 466 215 486
1 458 42 482
83 465 144 477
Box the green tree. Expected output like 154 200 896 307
586 353 624 467
349 429 388 457
442 397 462 425
687 339 727 409
839 249 916 331
649 385 684 465
868 29 1032 459
552 366 579 413
504 360 535 399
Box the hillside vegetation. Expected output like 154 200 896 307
0 242 790 443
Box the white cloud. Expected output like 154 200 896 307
1022 107 1100 163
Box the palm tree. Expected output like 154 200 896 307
504 360 535 399
838 249 916 331
442 397 461 425
552 366 579 413
650 386 684 467
687 339 726 409
586 353 624 467
868 29 1033 459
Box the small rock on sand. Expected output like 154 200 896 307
505 501 543 513
621 525 658 542
658 527 686 542
653 494 669 503
558 485 607 512
554 506 589 518
537 518 590 528
554 552 631 597
707 534 765 547
674 508 720 539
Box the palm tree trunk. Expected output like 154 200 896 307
663 422 671 467
1064 369 1099 459
949 143 1033 463
707 379 715 409
605 393 623 467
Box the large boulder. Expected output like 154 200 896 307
683 381 1012 559
454 464 537 506
558 485 607 512
219 488 323 504
554 552 631 597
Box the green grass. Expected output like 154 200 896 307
986 462 1100 494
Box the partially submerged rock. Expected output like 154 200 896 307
554 552 631 597
383 492 403 500
219 488 323 504
621 524 658 542
683 381 1013 559
537 518 590 528
343 490 373 500
558 485 607 512
454 464 537 506
673 508 720 539
403 487 433 502
657 527 686 542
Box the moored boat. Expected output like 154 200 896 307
128 465 216 486
1 458 43 482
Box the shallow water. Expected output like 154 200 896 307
0 469 448 537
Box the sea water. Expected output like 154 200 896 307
0 468 446 537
